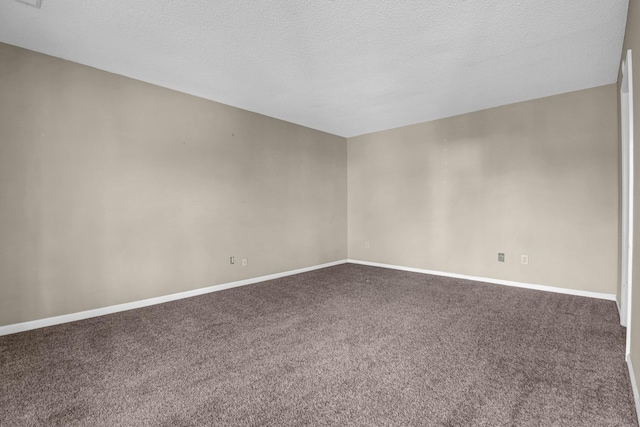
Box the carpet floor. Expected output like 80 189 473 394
0 264 637 426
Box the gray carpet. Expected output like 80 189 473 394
0 263 637 426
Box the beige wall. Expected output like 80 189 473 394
0 39 622 329
621 0 640 400
348 85 619 294
0 42 347 326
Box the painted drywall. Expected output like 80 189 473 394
0 39 621 329
0 42 347 327
621 0 640 406
348 85 619 294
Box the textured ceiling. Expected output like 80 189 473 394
0 0 630 137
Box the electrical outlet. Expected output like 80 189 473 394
230 256 235 265
498 253 505 262
521 255 529 265
242 258 248 267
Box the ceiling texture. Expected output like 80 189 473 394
0 0 630 137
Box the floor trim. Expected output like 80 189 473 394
628 356 640 425
0 260 348 337
1 259 616 336
347 259 616 301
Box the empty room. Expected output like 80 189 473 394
2 0 640 425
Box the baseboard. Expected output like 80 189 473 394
347 259 616 301
1 258 615 337
627 356 640 425
0 259 348 337
617 297 622 316
617 298 627 327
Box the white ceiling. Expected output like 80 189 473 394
0 0 629 137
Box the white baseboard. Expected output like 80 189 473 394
0 259 348 337
627 356 640 426
347 259 616 301
1 259 616 337
617 297 622 317
617 298 627 327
